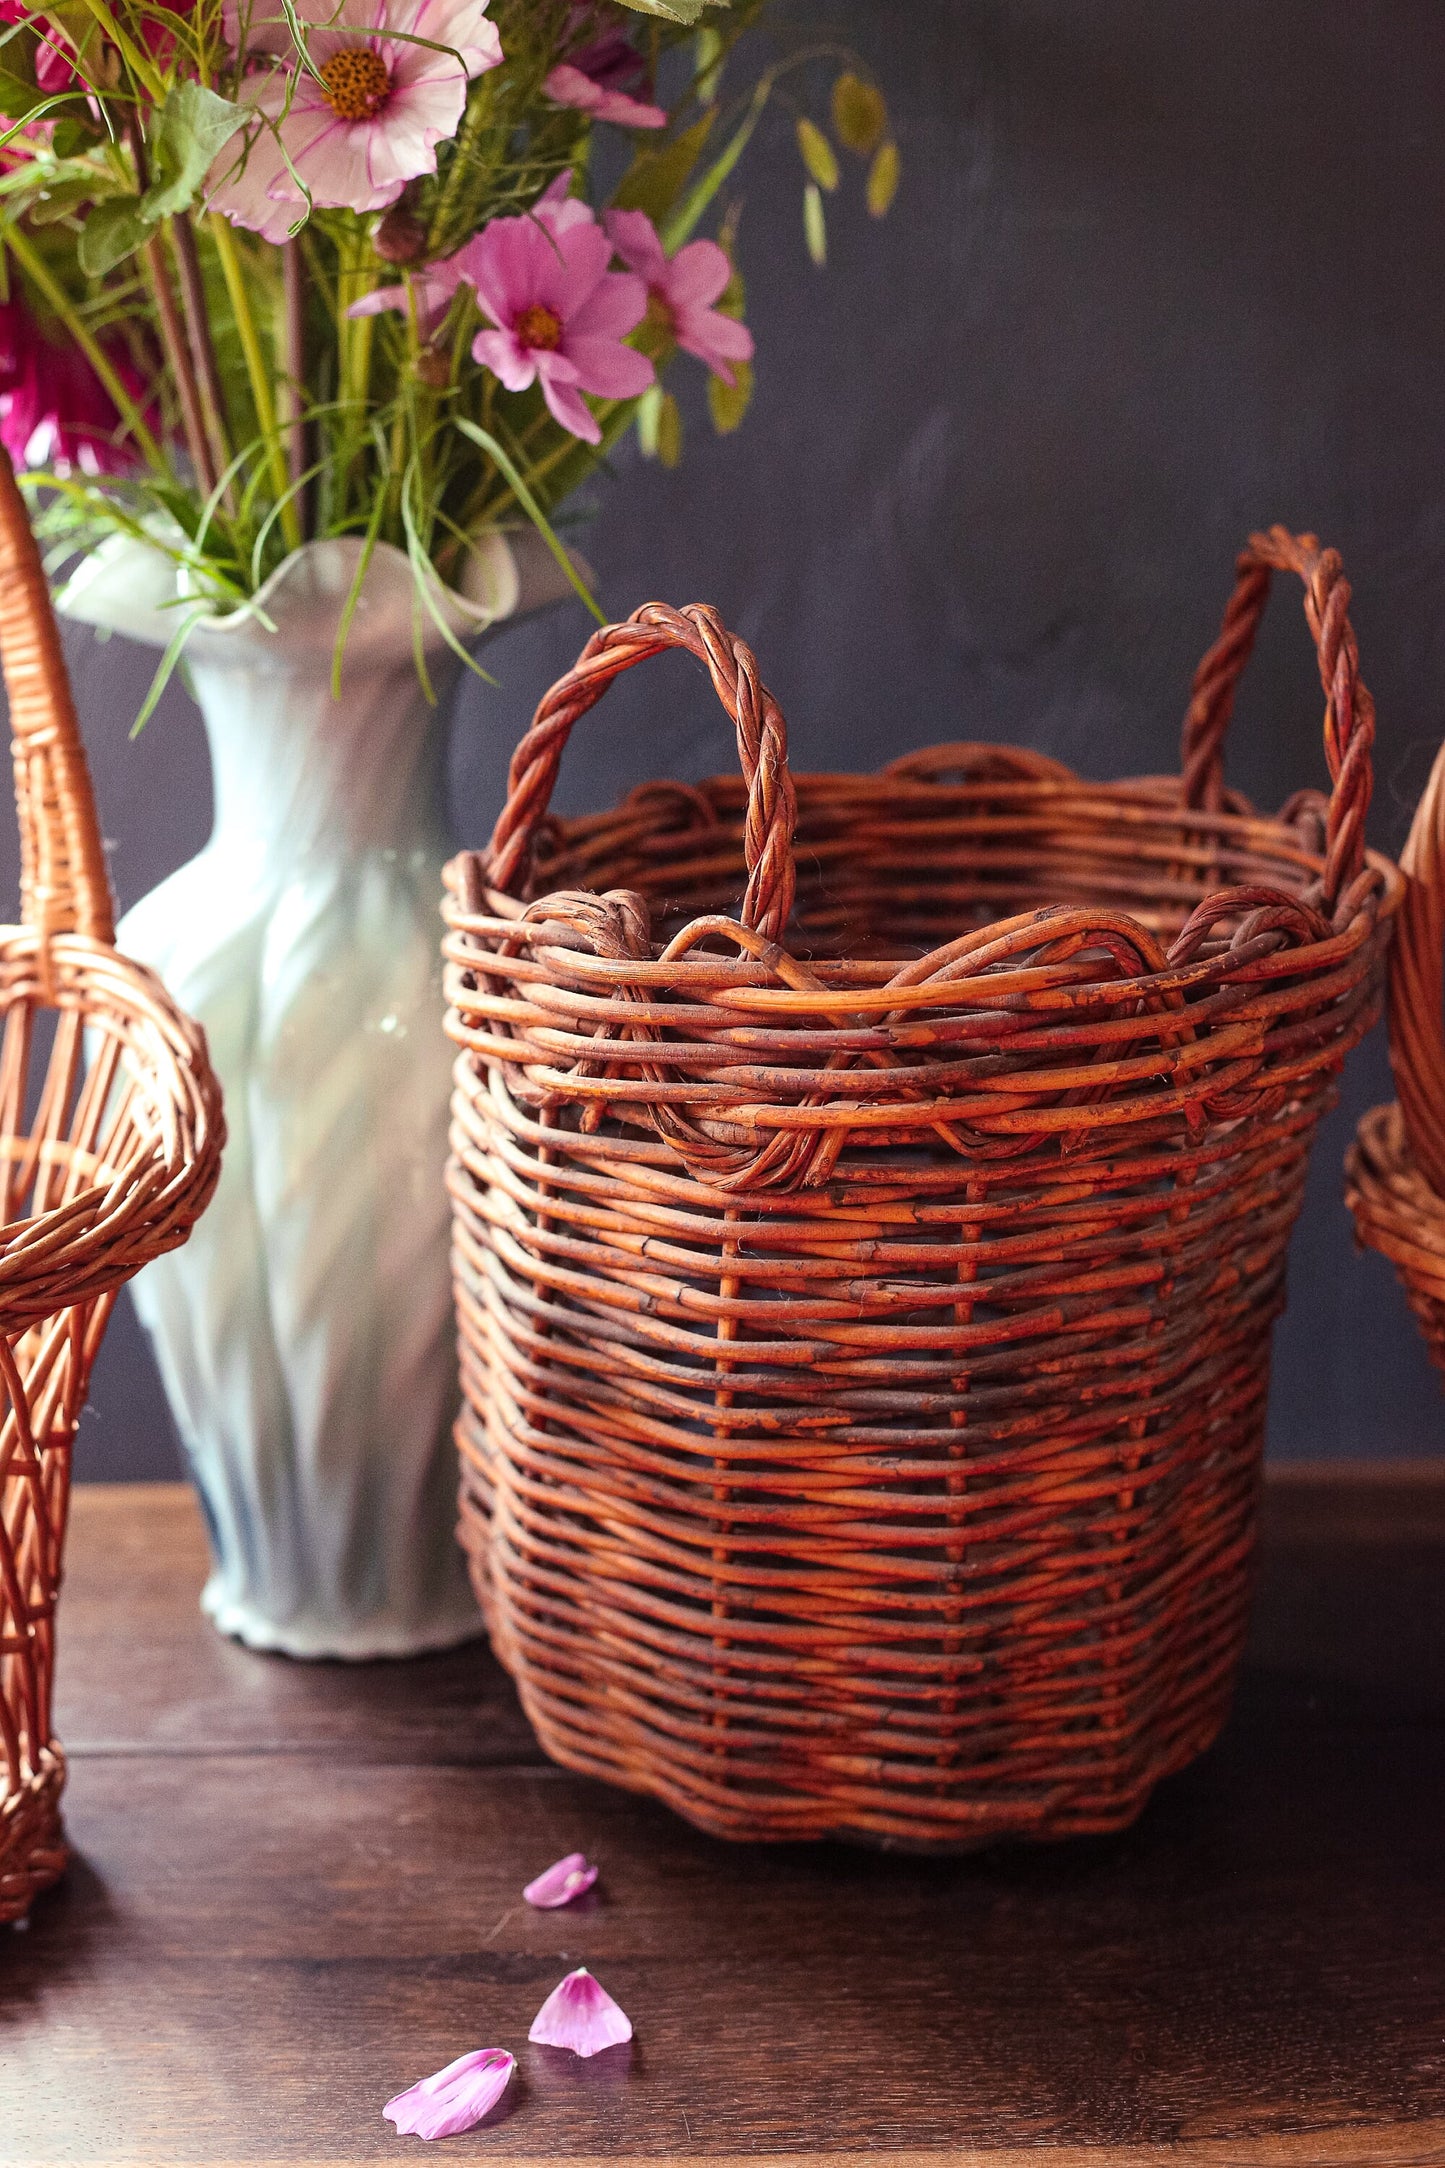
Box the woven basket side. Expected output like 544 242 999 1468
1385 737 1445 1198
447 544 1398 1848
0 451 113 946
1345 729 1445 1381
0 448 221 1919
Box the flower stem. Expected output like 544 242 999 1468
280 241 310 536
208 214 301 555
170 213 236 510
123 113 230 506
336 222 375 523
143 229 215 496
3 229 163 469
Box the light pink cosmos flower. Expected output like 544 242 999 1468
544 61 665 130
529 1967 633 2058
210 0 502 238
604 209 754 386
460 207 652 443
523 1851 599 1908
383 2047 515 2140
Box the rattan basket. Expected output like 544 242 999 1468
443 529 1400 1848
0 451 222 1920
1346 732 1445 1369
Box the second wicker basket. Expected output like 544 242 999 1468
445 529 1399 1848
1346 733 1445 1369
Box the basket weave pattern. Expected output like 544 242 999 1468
445 533 1398 1846
0 452 222 1920
1346 728 1445 1369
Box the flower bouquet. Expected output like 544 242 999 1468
0 0 896 672
0 0 894 1662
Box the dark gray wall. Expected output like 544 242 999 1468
24 0 1445 1476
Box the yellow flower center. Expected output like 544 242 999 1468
515 303 564 351
319 48 392 122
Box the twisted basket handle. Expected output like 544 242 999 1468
1383 738 1445 1199
0 446 114 945
486 602 798 943
1180 526 1374 913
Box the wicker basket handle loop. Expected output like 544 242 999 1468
1180 526 1374 913
1382 738 1445 1198
0 446 114 947
487 602 797 944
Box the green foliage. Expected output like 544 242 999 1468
143 83 246 221
0 66 47 120
867 138 901 217
803 179 825 265
635 380 663 458
77 197 149 274
708 356 751 434
655 388 682 467
613 111 716 221
795 116 837 193
614 0 731 23
831 71 885 156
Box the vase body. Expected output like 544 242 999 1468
61 537 552 1657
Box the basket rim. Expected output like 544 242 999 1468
0 926 222 1330
442 760 1405 995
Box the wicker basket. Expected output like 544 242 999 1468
1346 732 1445 1368
443 530 1400 1848
0 451 223 1921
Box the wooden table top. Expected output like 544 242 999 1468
5 1471 1445 2167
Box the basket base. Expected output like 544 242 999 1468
499 1671 1240 1852
0 1746 68 1923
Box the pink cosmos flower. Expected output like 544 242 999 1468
531 167 596 240
460 206 652 443
210 0 502 238
347 174 590 335
545 14 664 130
523 1852 599 1908
0 2 75 97
528 1967 633 2058
0 296 153 476
544 62 665 131
347 248 469 335
604 209 753 385
383 2048 515 2139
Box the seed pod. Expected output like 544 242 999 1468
373 209 427 265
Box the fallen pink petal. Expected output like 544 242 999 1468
528 1967 632 2058
524 1852 599 1909
383 2047 515 2140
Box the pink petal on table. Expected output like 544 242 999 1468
383 2047 515 2139
528 1967 632 2058
524 1852 599 1909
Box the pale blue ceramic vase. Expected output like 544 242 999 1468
59 533 566 1657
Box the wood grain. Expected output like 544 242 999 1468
55 1486 540 1765
3 1474 1444 2165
